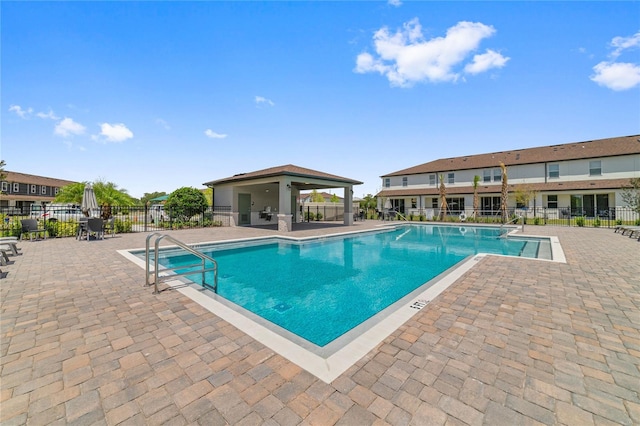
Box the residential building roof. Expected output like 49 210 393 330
204 164 363 186
381 135 640 177
2 171 77 187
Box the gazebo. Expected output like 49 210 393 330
203 164 363 232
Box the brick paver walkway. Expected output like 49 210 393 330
1 223 639 425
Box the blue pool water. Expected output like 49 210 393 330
143 225 550 347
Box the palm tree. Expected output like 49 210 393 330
472 175 480 219
500 162 508 222
439 174 448 221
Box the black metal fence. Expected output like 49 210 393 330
0 205 232 238
302 205 347 222
386 206 640 229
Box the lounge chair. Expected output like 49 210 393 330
0 241 21 256
20 219 47 241
0 249 11 266
620 226 640 236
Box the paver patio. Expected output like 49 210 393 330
1 222 639 425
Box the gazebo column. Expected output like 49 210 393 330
343 185 354 226
277 179 293 232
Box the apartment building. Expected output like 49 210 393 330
377 135 640 219
0 171 77 214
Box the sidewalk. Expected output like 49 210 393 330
1 224 639 425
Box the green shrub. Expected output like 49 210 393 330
575 216 585 227
616 219 623 225
419 215 425 222
593 218 601 228
533 217 541 226
304 211 315 221
116 219 132 233
635 218 640 226
316 212 323 221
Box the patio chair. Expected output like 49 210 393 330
103 217 116 238
20 219 47 241
85 218 104 241
76 217 89 240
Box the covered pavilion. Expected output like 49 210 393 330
203 164 363 232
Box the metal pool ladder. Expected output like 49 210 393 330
145 233 218 295
499 215 523 238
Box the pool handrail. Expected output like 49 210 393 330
499 215 523 238
145 233 218 295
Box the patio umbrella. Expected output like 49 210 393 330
82 184 99 217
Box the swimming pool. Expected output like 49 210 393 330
134 225 554 347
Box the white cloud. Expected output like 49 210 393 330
36 109 59 120
204 129 227 139
54 117 86 137
464 49 509 74
156 118 171 130
388 0 402 7
8 105 33 118
98 123 133 142
591 61 640 91
355 19 509 87
590 31 640 91
255 96 275 107
610 31 640 59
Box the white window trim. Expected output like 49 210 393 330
589 160 602 176
13 183 19 192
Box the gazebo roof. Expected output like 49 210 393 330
203 164 362 187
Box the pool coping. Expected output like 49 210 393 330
118 224 565 383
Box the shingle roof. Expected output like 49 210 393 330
377 178 633 197
382 135 640 177
2 171 77 187
204 164 363 186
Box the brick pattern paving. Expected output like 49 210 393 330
1 224 639 425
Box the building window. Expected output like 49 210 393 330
13 183 19 192
31 184 37 194
447 197 465 213
483 169 491 183
384 178 390 188
548 164 559 178
547 195 558 209
481 196 501 214
589 160 601 176
447 173 454 184
493 168 501 182
432 198 438 208
429 174 436 185
402 177 408 187
411 198 417 208
1 182 7 192
41 185 47 195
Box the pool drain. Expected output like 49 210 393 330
274 302 292 312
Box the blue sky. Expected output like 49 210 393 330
2 1 639 200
